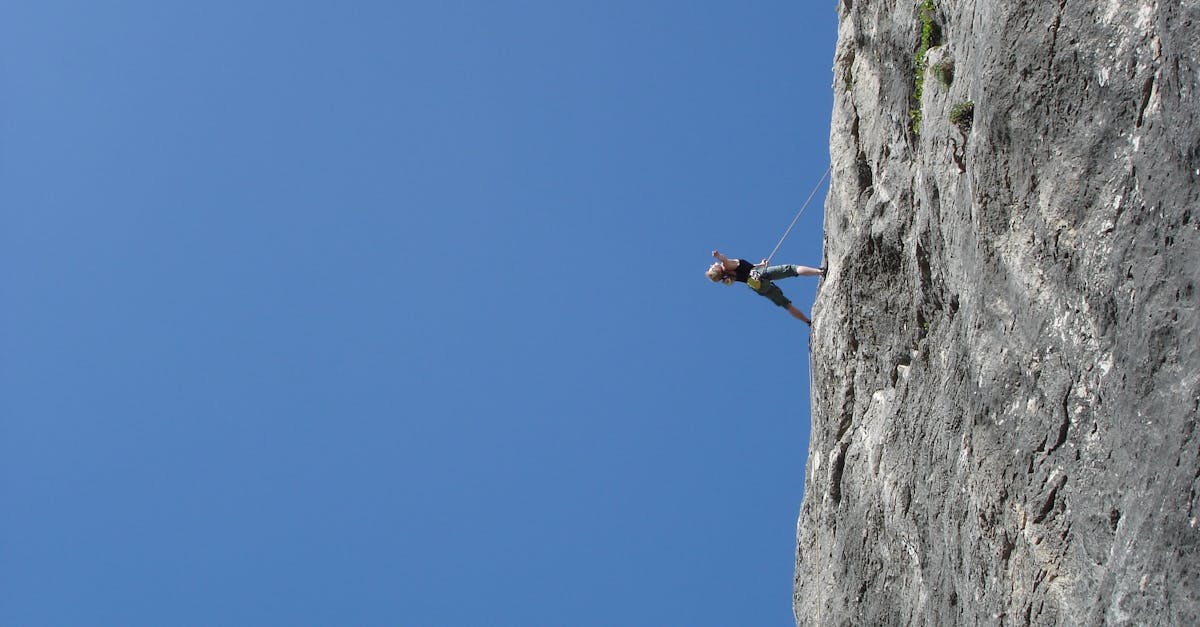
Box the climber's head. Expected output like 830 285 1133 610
706 263 733 285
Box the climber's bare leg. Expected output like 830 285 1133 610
787 304 812 325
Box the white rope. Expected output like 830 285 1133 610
764 164 832 266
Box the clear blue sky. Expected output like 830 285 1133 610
1 2 836 625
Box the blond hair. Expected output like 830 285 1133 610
706 263 733 284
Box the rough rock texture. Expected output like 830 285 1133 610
795 0 1199 625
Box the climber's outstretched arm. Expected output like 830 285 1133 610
711 250 740 271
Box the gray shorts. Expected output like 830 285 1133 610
748 265 796 308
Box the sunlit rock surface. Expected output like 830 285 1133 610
795 0 1199 624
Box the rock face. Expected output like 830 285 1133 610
795 1 1199 625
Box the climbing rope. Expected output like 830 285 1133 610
763 164 832 266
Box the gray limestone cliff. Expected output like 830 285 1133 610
795 1 1199 625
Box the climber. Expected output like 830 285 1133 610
706 250 825 324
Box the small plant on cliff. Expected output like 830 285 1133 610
949 101 974 133
933 58 954 86
910 0 942 135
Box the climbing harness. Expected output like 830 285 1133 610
763 164 832 266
